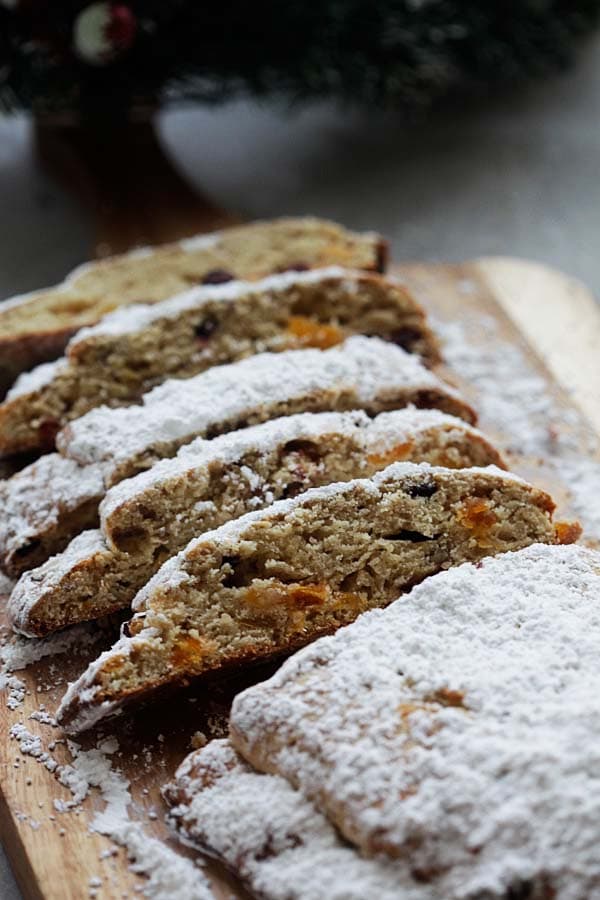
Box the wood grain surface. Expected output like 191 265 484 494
1 257 599 900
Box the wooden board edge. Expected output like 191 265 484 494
474 256 600 436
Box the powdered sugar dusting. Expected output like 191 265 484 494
166 739 429 900
7 359 68 400
8 719 213 898
0 454 105 570
437 316 600 539
8 529 108 636
230 543 600 899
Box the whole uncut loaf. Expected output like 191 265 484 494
0 217 386 395
0 338 473 576
228 544 600 898
56 462 575 732
56 336 474 485
0 266 438 457
8 409 504 634
164 739 430 900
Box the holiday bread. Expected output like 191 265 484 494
0 455 105 577
227 544 600 895
56 462 575 732
164 739 425 900
169 544 600 900
56 336 474 485
0 267 438 457
0 217 386 396
9 409 503 634
0 338 473 576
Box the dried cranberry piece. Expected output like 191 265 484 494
406 480 438 499
38 418 60 449
194 317 219 340
389 327 422 352
277 262 309 273
201 269 234 285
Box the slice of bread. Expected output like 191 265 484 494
0 455 105 577
0 217 386 395
8 409 504 633
55 336 474 485
0 268 437 456
164 739 420 900
56 462 575 733
227 544 599 896
0 339 474 577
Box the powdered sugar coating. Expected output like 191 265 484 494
0 454 105 568
230 543 600 899
72 266 362 342
166 739 431 900
7 359 68 400
57 337 469 476
8 530 107 637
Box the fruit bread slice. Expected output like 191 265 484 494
55 336 474 486
164 739 425 900
168 544 600 900
0 217 386 396
56 462 577 733
0 267 438 457
8 409 504 634
0 338 473 576
0 455 105 577
226 544 599 898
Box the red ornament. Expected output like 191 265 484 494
105 5 137 52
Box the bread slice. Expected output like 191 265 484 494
9 409 504 634
0 217 386 395
0 268 438 457
167 545 600 900
0 455 105 577
164 739 422 900
224 544 600 898
56 462 575 732
0 339 473 576
56 336 474 485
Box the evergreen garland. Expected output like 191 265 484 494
1 1 599 117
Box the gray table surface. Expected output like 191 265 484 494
2 32 600 900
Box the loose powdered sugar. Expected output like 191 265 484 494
8 720 213 898
437 315 600 539
230 543 600 900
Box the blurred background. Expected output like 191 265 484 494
1 2 600 298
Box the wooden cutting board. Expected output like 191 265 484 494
1 256 599 900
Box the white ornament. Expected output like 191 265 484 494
73 3 114 66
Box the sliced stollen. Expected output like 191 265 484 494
9 409 504 635
56 336 474 486
226 544 600 899
56 462 576 733
0 454 105 577
164 739 430 900
0 338 473 577
0 216 386 396
0 267 438 456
